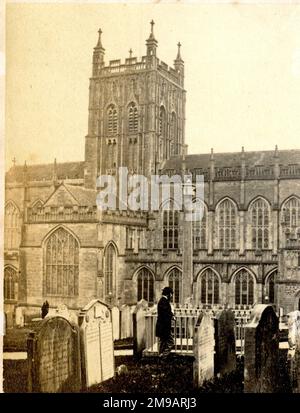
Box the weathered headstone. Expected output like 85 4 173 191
214 309 236 375
27 316 81 392
55 304 78 324
111 306 120 341
133 299 148 358
244 304 279 393
193 313 215 387
15 307 24 327
120 304 132 339
287 311 300 392
78 299 115 389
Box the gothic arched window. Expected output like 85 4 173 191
199 268 220 305
137 267 154 304
128 103 138 133
250 198 270 250
107 104 118 135
163 200 179 250
104 243 117 297
235 269 255 305
217 199 237 249
4 266 17 301
168 268 182 305
265 270 277 304
282 197 300 232
45 228 79 296
193 201 207 250
5 202 21 250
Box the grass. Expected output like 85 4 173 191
4 327 32 352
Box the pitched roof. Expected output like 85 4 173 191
5 161 85 183
162 149 300 171
43 183 97 207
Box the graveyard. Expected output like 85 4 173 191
2 301 300 393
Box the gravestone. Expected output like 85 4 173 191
120 304 132 339
133 299 148 358
287 311 300 392
15 307 24 327
244 304 279 393
27 316 81 392
55 303 78 324
111 306 120 341
193 313 215 387
214 309 236 375
78 299 115 389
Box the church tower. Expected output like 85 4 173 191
84 21 186 189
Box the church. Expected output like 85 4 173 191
4 22 300 327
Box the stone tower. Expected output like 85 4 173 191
84 21 186 189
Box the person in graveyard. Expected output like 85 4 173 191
155 286 175 360
41 300 49 319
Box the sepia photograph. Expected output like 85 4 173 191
2 1 300 397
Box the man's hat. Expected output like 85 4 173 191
162 286 173 296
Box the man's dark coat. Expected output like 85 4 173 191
155 296 173 338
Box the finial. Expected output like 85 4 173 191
210 148 214 160
275 144 279 157
129 48 133 58
175 41 183 62
23 160 27 171
150 20 155 34
12 157 16 167
96 28 104 49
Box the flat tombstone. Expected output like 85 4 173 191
244 304 279 393
27 316 81 393
133 299 148 358
193 313 215 387
78 300 115 388
214 309 236 375
111 306 120 341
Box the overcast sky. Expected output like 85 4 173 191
5 2 300 169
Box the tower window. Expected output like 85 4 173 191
104 243 117 297
199 268 220 305
107 105 118 135
128 103 138 133
168 268 182 305
163 201 179 250
4 266 18 301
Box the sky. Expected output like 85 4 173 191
5 2 300 169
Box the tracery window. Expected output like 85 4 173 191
193 202 207 250
235 269 254 305
265 270 277 304
128 103 138 133
282 197 300 232
168 268 182 305
217 199 237 249
45 228 79 296
107 104 118 135
137 267 154 304
5 202 21 249
4 266 17 301
250 198 270 249
199 268 220 305
163 201 179 250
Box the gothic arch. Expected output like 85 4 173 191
5 200 21 212
247 195 271 210
215 196 238 210
231 267 257 306
280 194 300 210
216 197 239 250
134 266 155 304
4 265 18 301
43 226 79 297
230 266 258 283
196 266 221 305
42 224 80 247
164 266 182 305
132 265 155 281
31 199 44 208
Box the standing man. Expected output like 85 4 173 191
155 286 175 360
